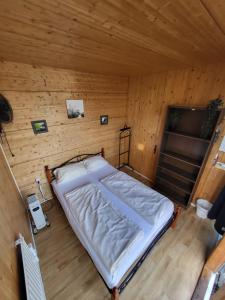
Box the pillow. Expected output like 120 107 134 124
53 162 87 184
83 155 108 172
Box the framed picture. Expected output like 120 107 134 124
31 120 48 134
66 99 84 119
100 115 108 125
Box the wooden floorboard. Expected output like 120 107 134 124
35 170 216 300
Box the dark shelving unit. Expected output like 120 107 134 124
154 106 222 207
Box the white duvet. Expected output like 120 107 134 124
65 183 143 275
101 171 174 226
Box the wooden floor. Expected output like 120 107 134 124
35 171 216 300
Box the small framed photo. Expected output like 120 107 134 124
100 115 108 125
66 99 84 119
31 120 48 134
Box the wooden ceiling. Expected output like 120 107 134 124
0 0 225 75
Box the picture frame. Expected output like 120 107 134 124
66 99 84 119
100 115 108 125
31 120 48 134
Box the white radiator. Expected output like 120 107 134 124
15 234 46 300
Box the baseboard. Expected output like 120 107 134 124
122 165 153 184
133 169 152 182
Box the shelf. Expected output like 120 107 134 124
160 150 202 168
154 182 188 207
156 174 192 194
165 130 210 143
158 162 197 183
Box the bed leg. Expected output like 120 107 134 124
101 147 105 158
45 165 52 184
171 206 182 229
111 288 119 300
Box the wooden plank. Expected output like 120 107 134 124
2 92 126 131
0 145 32 300
0 62 128 92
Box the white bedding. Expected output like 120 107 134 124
51 164 174 288
101 171 174 226
65 183 143 274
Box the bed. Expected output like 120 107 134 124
45 148 180 300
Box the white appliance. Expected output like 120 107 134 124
27 194 46 230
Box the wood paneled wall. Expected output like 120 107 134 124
0 145 31 300
0 61 128 201
128 63 225 203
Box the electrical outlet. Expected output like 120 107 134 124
35 177 41 184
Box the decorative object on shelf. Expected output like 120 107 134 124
31 120 48 134
100 115 108 125
200 98 223 139
66 99 84 119
0 94 14 156
167 110 182 131
118 125 131 169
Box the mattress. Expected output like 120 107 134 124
52 164 174 288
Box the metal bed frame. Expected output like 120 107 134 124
44 148 180 300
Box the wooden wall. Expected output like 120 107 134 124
0 61 128 201
0 145 31 300
128 63 225 203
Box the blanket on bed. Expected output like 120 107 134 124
65 183 143 275
101 171 174 226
